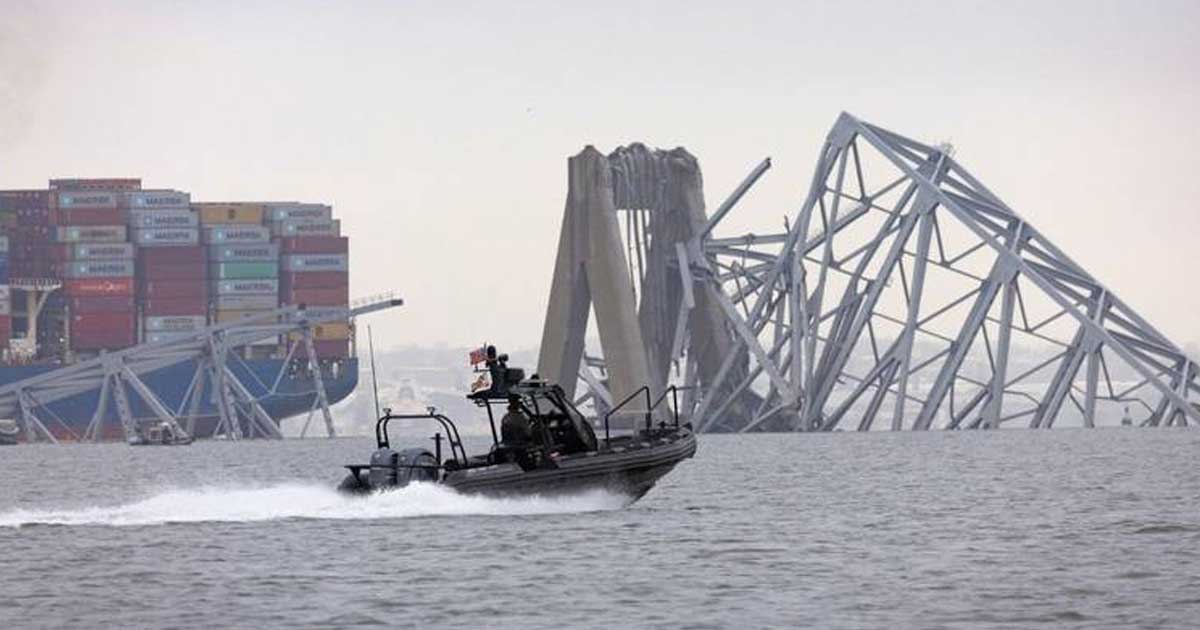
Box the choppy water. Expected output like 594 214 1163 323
2 429 1199 629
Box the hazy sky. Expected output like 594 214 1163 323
2 1 1198 351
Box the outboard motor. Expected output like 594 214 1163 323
367 447 400 488
338 446 441 494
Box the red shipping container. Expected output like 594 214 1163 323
0 314 11 341
138 262 207 281
143 296 209 316
281 286 348 306
279 271 348 290
49 207 124 226
70 312 136 349
64 277 134 296
137 245 207 265
142 280 208 299
278 236 348 255
289 338 350 359
69 296 135 313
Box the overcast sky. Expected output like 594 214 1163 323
2 1 1198 352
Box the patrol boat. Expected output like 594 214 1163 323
338 349 696 500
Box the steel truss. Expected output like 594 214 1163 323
556 115 1198 431
3 294 403 444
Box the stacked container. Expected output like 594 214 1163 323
52 189 137 351
127 190 208 343
196 204 279 347
0 236 10 344
5 190 53 279
269 203 350 358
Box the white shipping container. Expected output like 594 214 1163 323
133 228 199 247
0 286 10 316
128 209 199 229
266 203 333 222
125 190 190 209
281 254 348 272
0 235 8 253
55 225 127 243
143 315 206 332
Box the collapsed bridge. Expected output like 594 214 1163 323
539 113 1199 432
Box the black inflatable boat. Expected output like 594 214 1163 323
338 349 695 501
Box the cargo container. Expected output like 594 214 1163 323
68 296 135 313
138 245 206 265
0 178 356 442
278 236 347 255
265 203 332 222
144 315 206 332
271 219 341 237
128 209 199 229
60 260 135 279
214 310 278 323
0 190 50 211
194 203 265 225
63 277 135 296
50 207 124 226
287 322 350 341
208 243 279 262
133 228 199 247
0 286 10 316
281 286 349 305
280 254 348 273
212 294 278 310
55 225 127 243
209 261 278 280
52 191 118 210
142 280 207 299
124 190 190 209
70 312 136 350
202 225 269 244
144 331 194 344
60 243 135 261
213 279 278 295
280 271 348 290
138 263 208 281
49 178 140 191
143 296 208 316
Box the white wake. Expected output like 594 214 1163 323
0 483 631 528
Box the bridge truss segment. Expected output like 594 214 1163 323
690 113 1199 431
3 294 403 443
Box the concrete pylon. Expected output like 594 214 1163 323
537 147 657 410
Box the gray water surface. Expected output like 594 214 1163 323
2 430 1198 629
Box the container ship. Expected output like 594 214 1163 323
0 178 357 440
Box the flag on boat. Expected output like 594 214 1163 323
469 345 488 365
470 372 491 393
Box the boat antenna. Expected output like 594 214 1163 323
367 324 381 419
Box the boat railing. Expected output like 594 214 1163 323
375 410 468 468
602 385 682 446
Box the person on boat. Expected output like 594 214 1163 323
500 395 533 446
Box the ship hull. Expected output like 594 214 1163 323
0 357 358 440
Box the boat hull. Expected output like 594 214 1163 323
0 357 359 440
343 427 697 502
